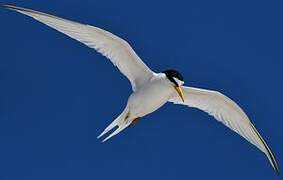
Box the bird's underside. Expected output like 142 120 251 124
1 4 279 175
98 73 177 142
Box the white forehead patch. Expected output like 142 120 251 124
173 77 184 86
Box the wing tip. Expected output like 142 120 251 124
270 157 280 176
0 4 8 9
267 147 280 176
249 123 280 175
1 4 20 10
0 4 32 14
273 158 280 176
0 4 42 16
275 167 280 176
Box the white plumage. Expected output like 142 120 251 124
169 87 279 173
1 4 279 175
5 4 153 91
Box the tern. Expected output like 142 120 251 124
1 4 279 174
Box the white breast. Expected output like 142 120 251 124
127 73 175 118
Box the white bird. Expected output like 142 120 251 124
1 4 279 174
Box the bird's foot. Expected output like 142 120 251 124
130 117 141 127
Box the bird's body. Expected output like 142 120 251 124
98 73 179 141
128 73 175 119
1 4 279 174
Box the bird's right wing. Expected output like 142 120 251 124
169 86 279 174
2 4 154 91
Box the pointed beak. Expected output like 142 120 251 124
174 86 185 102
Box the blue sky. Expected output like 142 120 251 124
0 0 282 179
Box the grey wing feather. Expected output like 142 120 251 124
169 86 279 175
2 4 154 91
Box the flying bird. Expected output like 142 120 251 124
1 4 279 174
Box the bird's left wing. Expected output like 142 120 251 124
1 4 154 91
168 86 279 174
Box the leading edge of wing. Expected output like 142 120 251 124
0 4 154 91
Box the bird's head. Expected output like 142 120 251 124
163 69 185 102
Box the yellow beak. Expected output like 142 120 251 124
174 86 185 102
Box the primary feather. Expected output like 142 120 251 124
1 4 154 91
169 86 280 174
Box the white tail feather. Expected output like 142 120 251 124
97 118 120 139
97 106 130 141
102 123 131 142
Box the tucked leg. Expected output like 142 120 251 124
130 117 141 126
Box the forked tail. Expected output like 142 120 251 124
97 106 131 142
